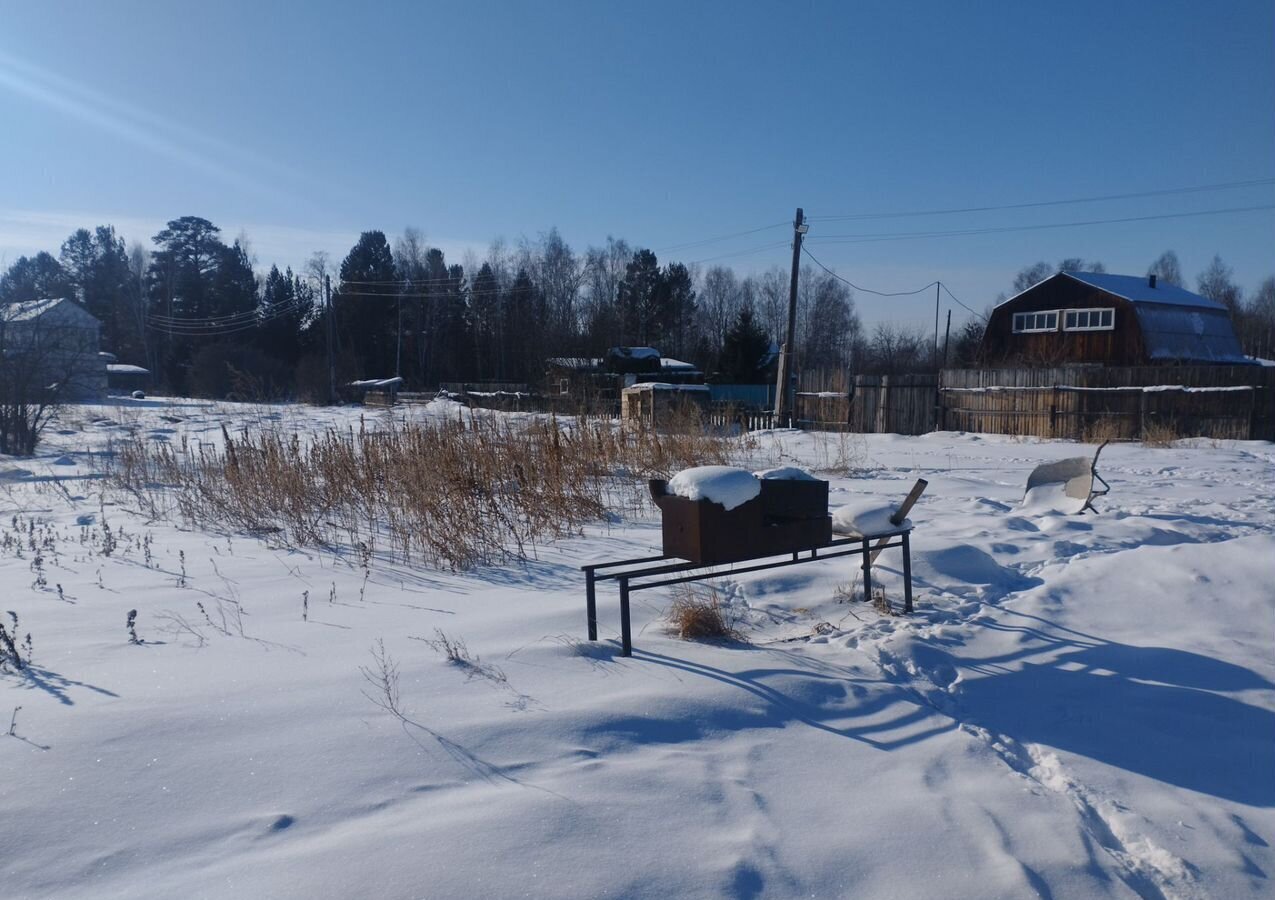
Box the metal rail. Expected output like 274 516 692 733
582 529 914 656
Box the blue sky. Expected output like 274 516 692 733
1 0 1272 329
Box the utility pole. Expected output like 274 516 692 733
774 207 806 425
942 309 952 368
324 274 335 405
933 282 941 367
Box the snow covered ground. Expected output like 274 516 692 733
2 397 1273 899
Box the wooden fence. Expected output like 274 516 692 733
939 365 1275 441
788 365 1275 440
795 372 938 435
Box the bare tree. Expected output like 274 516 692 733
862 322 929 375
1196 254 1243 313
1147 250 1184 287
698 266 741 357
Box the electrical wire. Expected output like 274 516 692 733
808 176 1275 221
801 245 988 321
804 203 1275 245
654 221 788 253
940 283 985 320
687 240 791 265
801 246 937 297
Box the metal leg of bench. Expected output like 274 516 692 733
586 568 598 641
902 531 913 614
861 538 873 609
619 576 632 657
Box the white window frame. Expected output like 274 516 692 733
1062 307 1114 332
1012 310 1060 333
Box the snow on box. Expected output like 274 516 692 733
832 499 908 536
754 466 819 481
666 465 760 510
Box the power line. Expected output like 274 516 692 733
804 203 1275 245
940 283 984 320
801 245 987 321
808 176 1275 221
687 240 791 265
801 246 937 296
654 221 788 253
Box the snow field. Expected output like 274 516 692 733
1 398 1273 899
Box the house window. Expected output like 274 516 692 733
1063 308 1114 331
1012 310 1059 333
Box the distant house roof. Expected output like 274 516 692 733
107 364 150 376
609 346 660 360
659 357 699 372
1 297 99 325
1060 271 1227 311
546 357 603 370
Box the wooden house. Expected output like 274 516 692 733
0 297 106 399
979 271 1250 367
545 347 704 405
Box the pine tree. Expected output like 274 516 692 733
0 252 73 304
617 249 661 346
335 231 399 378
718 307 770 382
656 262 696 358
58 227 139 361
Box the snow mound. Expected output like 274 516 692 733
832 499 909 536
753 466 819 481
1020 481 1086 516
666 466 760 510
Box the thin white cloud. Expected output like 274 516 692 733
0 49 303 202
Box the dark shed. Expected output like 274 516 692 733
979 271 1250 366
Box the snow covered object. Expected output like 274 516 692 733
652 466 831 564
1021 442 1111 514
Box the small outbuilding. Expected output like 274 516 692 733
980 271 1250 367
621 382 711 426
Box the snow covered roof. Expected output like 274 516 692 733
624 382 711 392
107 364 150 375
2 297 98 324
1060 271 1227 311
610 346 660 360
659 357 698 371
349 377 404 390
546 357 602 369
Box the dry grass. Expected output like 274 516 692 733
105 411 733 570
666 584 741 642
1141 419 1180 448
1082 416 1126 445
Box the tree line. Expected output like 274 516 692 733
3 218 1273 400
0 217 874 398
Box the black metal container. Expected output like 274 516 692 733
759 478 828 520
650 478 832 564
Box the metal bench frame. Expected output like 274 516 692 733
582 528 914 657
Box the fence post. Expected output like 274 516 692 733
1139 389 1148 439
1049 385 1059 437
876 376 890 434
